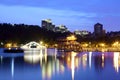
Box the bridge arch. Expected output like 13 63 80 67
21 41 46 50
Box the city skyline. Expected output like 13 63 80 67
0 0 120 32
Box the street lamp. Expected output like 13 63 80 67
100 43 105 47
40 41 43 45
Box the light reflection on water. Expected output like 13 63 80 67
0 49 120 80
11 58 14 78
113 52 119 73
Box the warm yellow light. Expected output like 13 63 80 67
71 51 77 57
6 43 12 48
13 43 18 47
116 41 119 44
67 35 77 41
40 41 43 45
82 43 88 47
113 41 119 47
100 43 105 47
54 44 58 47
45 44 48 47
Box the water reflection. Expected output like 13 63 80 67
1 49 120 80
57 51 79 80
23 50 120 80
89 52 92 68
24 49 60 80
71 52 77 80
102 53 104 68
24 49 80 80
0 56 3 64
23 51 120 79
113 52 120 73
94 52 104 72
24 51 42 64
82 53 87 68
41 58 62 80
11 58 14 77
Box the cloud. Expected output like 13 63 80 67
0 0 120 32
0 5 96 28
0 0 120 13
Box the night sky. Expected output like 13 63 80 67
0 0 120 32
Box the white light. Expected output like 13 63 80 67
11 58 14 77
1 42 3 45
71 55 75 80
1 56 3 64
89 52 92 68
114 52 119 73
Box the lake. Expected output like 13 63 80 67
0 48 120 80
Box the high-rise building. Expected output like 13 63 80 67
94 23 103 37
55 25 68 33
41 19 69 33
41 19 54 31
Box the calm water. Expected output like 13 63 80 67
0 48 120 80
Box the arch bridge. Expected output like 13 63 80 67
21 41 46 50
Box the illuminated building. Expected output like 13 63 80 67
55 25 68 33
41 19 55 31
57 35 82 51
41 19 69 33
74 30 90 36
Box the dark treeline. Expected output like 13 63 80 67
0 23 71 45
76 31 120 46
0 23 120 47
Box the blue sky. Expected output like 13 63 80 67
0 0 120 32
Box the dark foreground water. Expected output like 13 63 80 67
0 48 120 80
